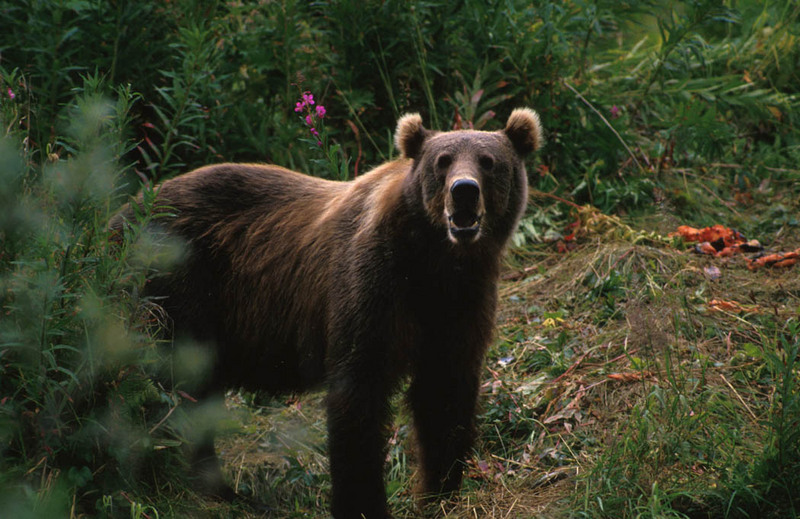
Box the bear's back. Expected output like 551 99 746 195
127 162 413 393
157 164 341 230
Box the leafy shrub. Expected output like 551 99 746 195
0 78 192 516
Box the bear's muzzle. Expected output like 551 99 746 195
447 178 483 243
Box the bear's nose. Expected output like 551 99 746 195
450 179 480 208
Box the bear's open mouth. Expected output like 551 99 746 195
448 211 481 240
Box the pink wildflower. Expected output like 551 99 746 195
7 88 15 100
610 105 620 119
294 90 326 149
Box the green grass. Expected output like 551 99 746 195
1 0 800 517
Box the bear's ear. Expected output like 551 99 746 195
503 108 543 157
395 113 429 160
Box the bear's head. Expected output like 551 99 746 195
396 109 543 246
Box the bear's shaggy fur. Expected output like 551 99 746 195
112 109 542 518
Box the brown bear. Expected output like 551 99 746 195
112 108 542 518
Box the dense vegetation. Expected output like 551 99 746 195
1 0 798 517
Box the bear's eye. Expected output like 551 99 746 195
479 155 495 170
437 154 452 170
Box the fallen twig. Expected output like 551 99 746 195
720 373 758 422
563 81 646 173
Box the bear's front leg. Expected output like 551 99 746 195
327 370 394 519
408 346 483 503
